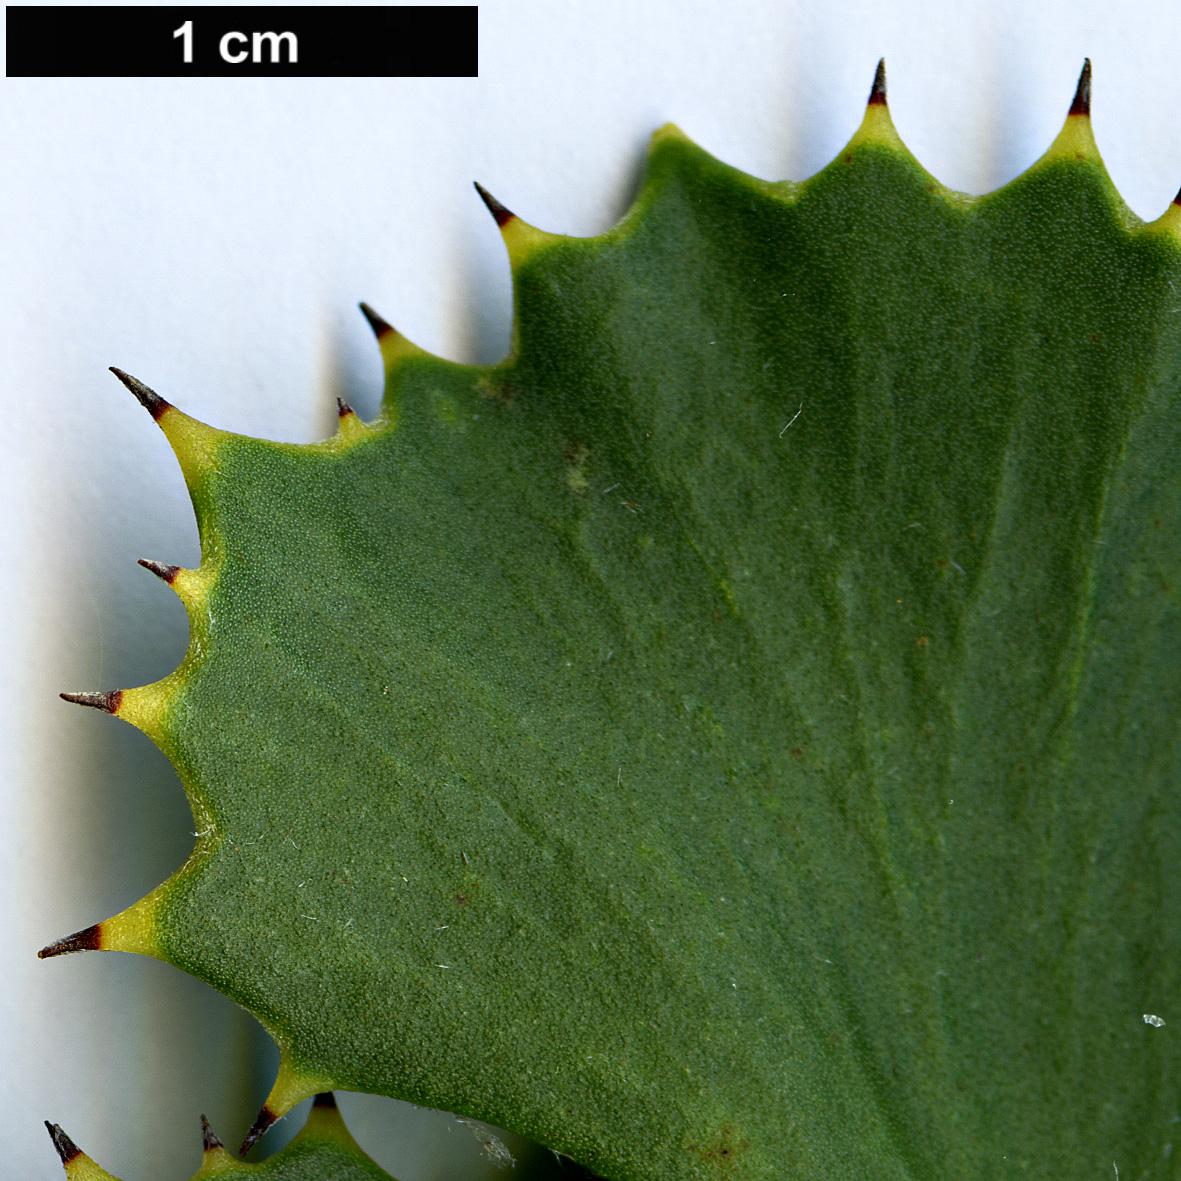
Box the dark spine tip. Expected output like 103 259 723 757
201 1114 224 1152
312 1092 337 1109
474 181 516 228
59 689 123 715
138 558 180 585
1173 184 1181 207
109 367 170 421
240 1106 277 1156
868 58 887 106
336 397 355 419
38 923 102 959
358 301 393 341
1069 58 1092 117
44 1122 82 1165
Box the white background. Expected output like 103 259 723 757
3 1 1180 1177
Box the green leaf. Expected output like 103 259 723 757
49 67 1181 1179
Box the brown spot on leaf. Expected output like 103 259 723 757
685 1124 748 1171
565 442 590 492
476 374 516 404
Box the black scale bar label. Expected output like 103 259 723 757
6 6 478 77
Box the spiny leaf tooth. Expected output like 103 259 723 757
137 558 181 585
59 676 182 769
200 1115 224 1152
44 1122 119 1180
59 689 123 715
46 1107 395 1180
83 880 166 958
1070 56 1092 117
109 367 232 491
109 367 170 420
139 557 211 611
473 179 515 227
333 395 369 445
45 1122 81 1166
38 923 102 959
843 57 908 154
83 681 171 742
238 1107 276 1157
1041 58 1102 164
240 1056 333 1156
868 56 887 106
474 180 565 269
57 675 174 767
358 301 431 371
193 1115 238 1179
39 884 164 961
311 392 377 453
